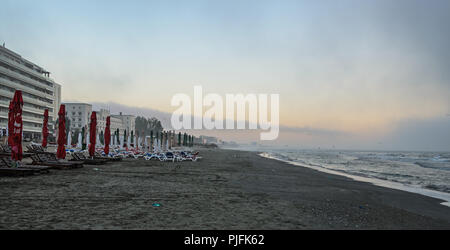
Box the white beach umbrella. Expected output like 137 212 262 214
144 136 148 152
120 134 124 149
127 135 131 149
77 132 82 148
110 135 113 147
96 133 101 147
86 132 90 150
67 131 72 148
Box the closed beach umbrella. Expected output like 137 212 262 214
67 130 72 148
89 112 97 157
7 101 13 146
81 126 86 150
104 116 111 155
135 131 139 150
131 130 134 145
150 130 154 151
77 132 82 148
96 132 101 147
86 131 89 150
123 129 127 148
127 133 131 150
9 90 24 161
120 132 124 149
56 104 66 159
42 109 49 147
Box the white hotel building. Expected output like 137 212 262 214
0 45 61 140
64 103 130 136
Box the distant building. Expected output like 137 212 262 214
96 108 125 135
111 112 136 134
199 135 218 144
0 45 62 140
64 102 92 131
63 104 127 136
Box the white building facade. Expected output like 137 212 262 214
111 112 136 135
0 45 61 140
64 102 92 133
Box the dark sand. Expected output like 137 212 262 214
1 148 449 229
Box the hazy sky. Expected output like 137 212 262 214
1 0 449 150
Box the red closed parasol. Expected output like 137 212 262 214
42 109 49 148
9 90 24 161
104 116 110 155
89 112 97 157
7 101 13 147
56 105 66 159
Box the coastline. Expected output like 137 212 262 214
1 148 450 229
258 152 450 208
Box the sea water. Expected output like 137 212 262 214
225 146 450 206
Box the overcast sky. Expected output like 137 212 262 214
1 0 449 150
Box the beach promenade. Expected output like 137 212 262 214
1 148 449 229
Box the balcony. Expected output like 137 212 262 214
0 77 54 100
0 65 54 93
0 90 54 110
0 54 55 87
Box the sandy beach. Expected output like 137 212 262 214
1 148 449 230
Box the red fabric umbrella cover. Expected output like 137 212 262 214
7 101 13 146
104 116 111 155
42 109 49 147
9 91 24 161
56 105 66 159
89 112 97 157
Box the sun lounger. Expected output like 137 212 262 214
0 144 34 158
0 157 43 176
1 157 51 173
71 152 107 165
26 144 47 153
94 152 122 162
31 153 84 169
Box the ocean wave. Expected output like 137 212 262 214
414 161 450 171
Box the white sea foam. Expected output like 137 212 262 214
258 150 450 208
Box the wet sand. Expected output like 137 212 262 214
1 148 449 229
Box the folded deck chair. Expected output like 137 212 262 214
1 157 51 173
0 157 41 176
71 152 107 165
31 153 84 169
94 152 122 162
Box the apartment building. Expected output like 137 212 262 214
0 45 61 140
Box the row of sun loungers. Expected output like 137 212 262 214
0 144 34 158
0 157 50 176
143 151 201 162
31 153 84 169
1 143 202 177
